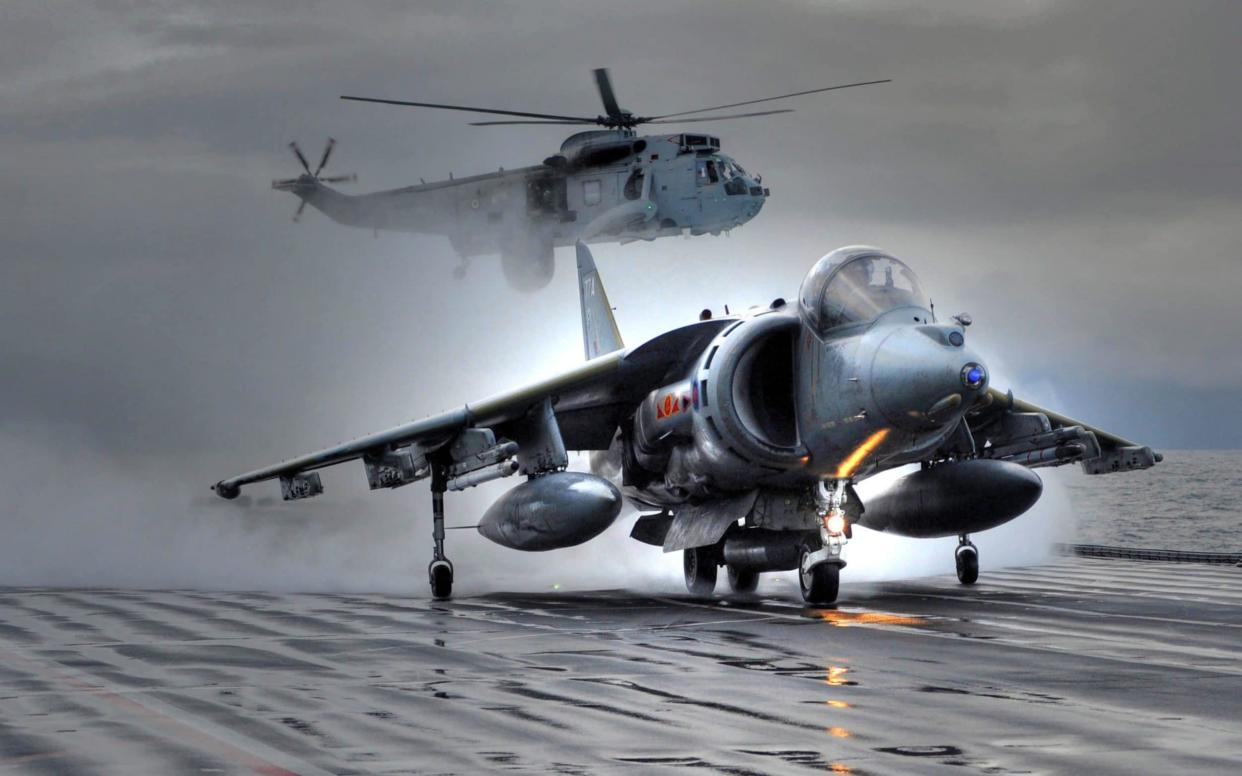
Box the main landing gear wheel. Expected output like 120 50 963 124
727 565 759 594
800 551 841 606
955 536 979 585
429 559 454 600
684 547 718 597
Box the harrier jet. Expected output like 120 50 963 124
213 243 1160 603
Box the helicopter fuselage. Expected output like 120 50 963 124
276 129 768 288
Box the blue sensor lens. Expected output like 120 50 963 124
962 364 985 388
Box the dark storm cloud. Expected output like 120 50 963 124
0 0 1238 588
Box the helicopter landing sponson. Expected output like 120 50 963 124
212 243 1161 604
273 69 888 291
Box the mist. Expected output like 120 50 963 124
2 1 1237 594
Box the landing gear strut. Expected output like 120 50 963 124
955 534 979 585
800 480 850 606
428 467 454 600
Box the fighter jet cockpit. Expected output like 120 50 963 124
799 247 931 335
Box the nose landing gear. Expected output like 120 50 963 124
955 534 979 585
800 480 851 606
799 555 840 604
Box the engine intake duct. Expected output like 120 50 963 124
721 529 812 572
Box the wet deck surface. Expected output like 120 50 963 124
1 557 1240 774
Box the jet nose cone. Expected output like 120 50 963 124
870 325 987 431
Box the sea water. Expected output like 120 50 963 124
1062 450 1241 551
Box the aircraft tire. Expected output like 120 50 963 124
799 556 840 605
429 560 454 600
955 544 979 585
683 547 718 597
727 565 759 594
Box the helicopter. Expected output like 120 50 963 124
273 69 889 290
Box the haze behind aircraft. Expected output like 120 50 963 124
213 243 1160 603
273 69 888 290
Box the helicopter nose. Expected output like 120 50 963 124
869 324 986 431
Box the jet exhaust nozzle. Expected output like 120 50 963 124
856 459 1042 538
478 471 623 551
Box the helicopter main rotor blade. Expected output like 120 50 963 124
647 78 891 120
319 173 357 184
289 142 312 175
293 199 307 223
341 95 596 123
593 68 624 119
313 138 335 176
469 119 597 126
647 108 795 124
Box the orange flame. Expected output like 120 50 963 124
834 428 890 479
816 610 924 627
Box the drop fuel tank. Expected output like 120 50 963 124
478 471 623 551
856 459 1042 538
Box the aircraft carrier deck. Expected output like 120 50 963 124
1 556 1239 774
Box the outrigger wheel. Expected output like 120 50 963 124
683 546 718 597
955 535 979 585
429 559 454 600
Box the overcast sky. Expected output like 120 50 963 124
1 1 1238 590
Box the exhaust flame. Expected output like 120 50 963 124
834 428 890 479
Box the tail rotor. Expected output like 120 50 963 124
272 139 357 221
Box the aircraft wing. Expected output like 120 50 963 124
966 387 1162 475
212 319 730 500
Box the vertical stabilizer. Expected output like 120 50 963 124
576 241 624 360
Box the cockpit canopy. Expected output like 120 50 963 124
798 246 930 335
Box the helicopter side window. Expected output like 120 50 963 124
583 179 602 206
623 169 644 201
696 161 719 186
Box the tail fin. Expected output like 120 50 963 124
576 241 624 360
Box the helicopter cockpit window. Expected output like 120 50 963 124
799 252 929 334
720 158 749 195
